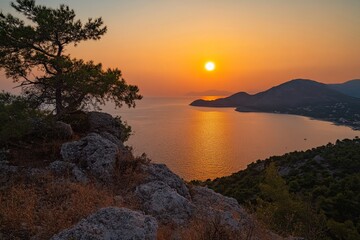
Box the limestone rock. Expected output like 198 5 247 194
135 180 193 225
141 163 190 199
49 160 76 174
99 131 125 148
49 160 88 183
191 186 252 233
88 112 126 141
60 133 119 181
51 207 158 240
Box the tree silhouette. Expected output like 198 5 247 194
0 0 142 116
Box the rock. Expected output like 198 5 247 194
99 131 125 148
0 160 18 189
49 160 88 183
190 186 284 240
141 163 190 199
60 133 119 182
191 186 253 234
54 121 73 139
88 112 126 141
49 160 76 174
71 165 88 183
51 207 158 240
135 180 193 225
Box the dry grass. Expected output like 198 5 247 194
0 176 117 239
112 151 150 193
157 214 280 240
157 217 234 240
9 138 65 168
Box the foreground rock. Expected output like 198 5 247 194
51 207 158 240
60 133 120 182
88 111 128 143
191 186 251 232
135 180 194 225
140 163 190 199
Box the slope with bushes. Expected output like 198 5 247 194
197 138 360 239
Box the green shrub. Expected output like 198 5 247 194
114 116 132 142
0 92 45 146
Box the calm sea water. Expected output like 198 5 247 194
105 97 359 180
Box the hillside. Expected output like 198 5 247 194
196 138 360 240
190 79 360 130
328 80 360 98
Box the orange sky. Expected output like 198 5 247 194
1 0 359 96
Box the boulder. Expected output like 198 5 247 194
135 180 193 225
88 112 127 142
49 160 76 174
99 131 125 148
191 186 254 237
60 133 119 181
49 160 88 183
54 121 73 139
51 207 158 240
141 163 190 199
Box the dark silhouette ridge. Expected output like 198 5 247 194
328 79 360 98
191 79 359 109
190 79 360 130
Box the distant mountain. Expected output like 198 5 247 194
191 79 357 109
190 79 360 130
191 92 251 107
328 79 360 98
185 90 233 96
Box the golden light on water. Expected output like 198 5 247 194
205 61 215 71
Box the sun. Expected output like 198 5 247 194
205 61 215 71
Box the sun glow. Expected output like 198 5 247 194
205 61 215 71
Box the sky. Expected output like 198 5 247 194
0 0 359 96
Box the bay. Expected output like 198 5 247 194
105 97 359 180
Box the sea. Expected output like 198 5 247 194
104 96 359 181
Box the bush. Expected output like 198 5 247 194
0 92 44 146
114 116 132 142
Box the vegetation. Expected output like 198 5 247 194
0 0 142 116
0 0 140 163
0 174 116 239
0 91 45 146
196 138 360 240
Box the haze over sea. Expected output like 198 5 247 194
106 97 359 181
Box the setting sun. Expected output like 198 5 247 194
205 61 215 71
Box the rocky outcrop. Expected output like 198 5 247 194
191 186 254 237
140 163 190 199
49 112 282 239
51 207 158 240
49 160 88 183
88 112 128 143
60 133 120 182
135 180 194 225
54 121 73 140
